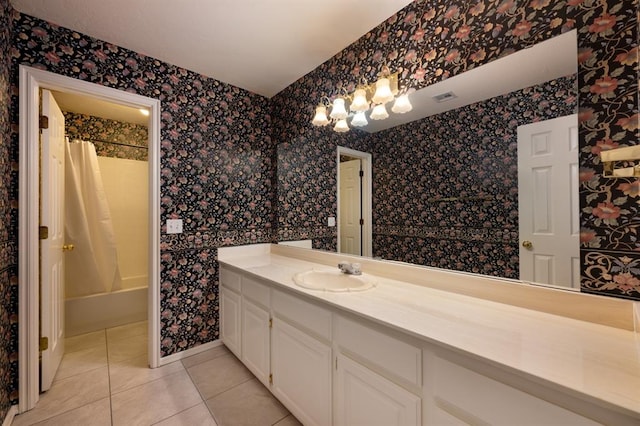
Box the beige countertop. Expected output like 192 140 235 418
218 244 640 420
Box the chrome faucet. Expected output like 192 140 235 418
338 261 362 275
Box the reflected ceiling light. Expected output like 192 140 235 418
139 108 149 116
333 118 349 132
370 104 389 120
391 93 413 114
310 67 412 132
351 111 368 127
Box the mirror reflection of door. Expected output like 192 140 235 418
339 157 363 256
518 114 580 289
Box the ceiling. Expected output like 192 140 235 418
11 0 414 98
51 90 150 126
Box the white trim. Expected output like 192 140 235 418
18 65 162 412
336 146 373 257
158 339 224 365
2 405 18 426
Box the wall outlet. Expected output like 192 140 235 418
166 219 183 234
328 217 336 227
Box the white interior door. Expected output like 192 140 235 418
40 89 66 390
339 159 362 255
517 114 580 288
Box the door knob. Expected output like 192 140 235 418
522 240 533 249
62 244 75 252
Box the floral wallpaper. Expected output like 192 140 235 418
371 75 577 279
63 111 149 161
10 10 276 361
1 0 639 414
0 0 17 414
272 0 640 301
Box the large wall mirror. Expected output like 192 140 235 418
278 30 581 290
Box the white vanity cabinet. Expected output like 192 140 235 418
271 289 333 426
219 267 242 358
240 276 271 387
219 260 638 426
334 314 422 426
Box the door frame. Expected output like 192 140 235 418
336 146 372 257
18 65 162 412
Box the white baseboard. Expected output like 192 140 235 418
158 339 223 366
3 405 18 426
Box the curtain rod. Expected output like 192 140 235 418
68 137 148 150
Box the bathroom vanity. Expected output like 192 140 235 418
218 244 640 426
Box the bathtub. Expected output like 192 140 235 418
65 276 148 337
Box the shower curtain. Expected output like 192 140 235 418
65 140 122 298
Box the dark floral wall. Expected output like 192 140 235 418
0 0 17 415
272 0 640 301
10 11 276 360
63 111 149 161
372 75 577 278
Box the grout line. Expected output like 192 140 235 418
104 328 114 426
148 401 207 426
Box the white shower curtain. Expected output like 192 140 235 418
65 140 122 298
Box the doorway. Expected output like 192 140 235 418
18 65 161 412
336 146 372 257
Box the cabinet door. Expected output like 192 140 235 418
220 286 241 358
241 297 270 386
335 353 420 426
272 318 332 426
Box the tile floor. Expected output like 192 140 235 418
12 321 301 426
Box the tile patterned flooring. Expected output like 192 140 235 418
13 321 301 426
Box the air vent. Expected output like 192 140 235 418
433 91 457 103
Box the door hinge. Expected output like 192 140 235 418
359 170 364 177
39 226 49 240
269 373 273 384
335 357 338 370
39 337 49 351
269 318 273 328
39 115 49 130
359 218 364 226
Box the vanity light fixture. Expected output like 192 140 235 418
139 108 149 116
311 67 412 132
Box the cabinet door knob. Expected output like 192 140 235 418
62 244 75 252
522 241 533 249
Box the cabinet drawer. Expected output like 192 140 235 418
431 356 600 425
335 315 421 389
242 275 270 308
272 289 331 341
220 266 241 293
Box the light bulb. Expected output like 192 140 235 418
350 88 369 112
333 119 349 132
329 98 348 120
370 104 389 120
391 93 413 114
351 111 368 127
311 105 330 126
371 77 394 104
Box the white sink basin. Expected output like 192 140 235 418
292 269 376 292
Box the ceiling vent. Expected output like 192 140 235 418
433 91 457 103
